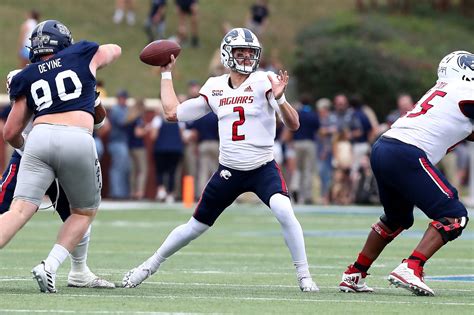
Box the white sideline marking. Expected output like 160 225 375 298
1 293 473 306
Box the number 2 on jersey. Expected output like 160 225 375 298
407 90 447 118
232 106 246 141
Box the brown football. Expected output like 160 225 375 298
94 104 107 125
139 40 181 66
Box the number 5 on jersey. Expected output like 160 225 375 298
407 90 447 118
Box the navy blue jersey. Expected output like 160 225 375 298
9 41 99 119
186 112 219 142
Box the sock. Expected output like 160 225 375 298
145 217 209 274
409 250 427 267
354 252 373 273
70 225 91 273
44 244 69 273
269 194 311 280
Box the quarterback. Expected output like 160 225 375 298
339 51 474 296
123 28 319 292
0 20 121 293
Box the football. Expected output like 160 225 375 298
94 104 107 125
139 40 181 66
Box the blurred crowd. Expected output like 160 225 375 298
6 1 471 205
22 82 464 206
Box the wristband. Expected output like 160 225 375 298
94 118 106 130
94 96 101 107
276 94 286 105
161 72 172 80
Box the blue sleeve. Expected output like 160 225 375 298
0 106 12 120
70 40 99 63
8 71 27 101
459 101 474 119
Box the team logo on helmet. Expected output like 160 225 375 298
224 30 239 44
56 23 71 36
457 54 474 71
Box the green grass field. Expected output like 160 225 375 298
0 203 472 314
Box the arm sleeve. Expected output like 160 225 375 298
459 100 474 119
74 40 100 63
8 71 27 102
151 115 163 129
176 95 212 122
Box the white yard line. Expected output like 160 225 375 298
1 293 473 306
0 278 472 291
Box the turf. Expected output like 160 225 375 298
0 204 473 314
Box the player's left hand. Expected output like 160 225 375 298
267 70 289 101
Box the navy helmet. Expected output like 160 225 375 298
29 20 74 63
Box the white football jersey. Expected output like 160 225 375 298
199 71 281 170
384 79 473 164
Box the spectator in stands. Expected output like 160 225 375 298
246 0 269 36
316 98 338 205
96 79 108 98
286 94 320 204
348 95 374 175
150 108 185 203
128 99 149 200
330 130 353 204
187 112 219 197
108 89 138 199
353 154 379 205
175 0 199 47
385 93 415 129
145 0 167 43
333 93 356 133
113 0 136 25
17 9 39 68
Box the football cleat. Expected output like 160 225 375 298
339 264 374 293
388 259 434 296
68 267 115 289
31 261 57 293
122 263 153 288
298 277 319 292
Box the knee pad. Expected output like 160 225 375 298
371 215 405 242
430 216 468 244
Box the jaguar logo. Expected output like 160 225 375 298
224 30 238 44
220 169 232 180
458 54 474 71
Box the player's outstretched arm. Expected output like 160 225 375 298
268 70 300 131
160 55 179 122
90 44 122 75
4 96 32 149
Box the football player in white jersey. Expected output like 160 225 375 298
339 51 474 296
123 28 319 292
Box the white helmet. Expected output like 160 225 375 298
437 50 474 82
220 28 261 74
